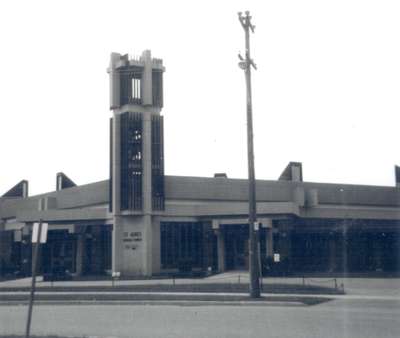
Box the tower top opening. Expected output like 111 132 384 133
108 50 164 112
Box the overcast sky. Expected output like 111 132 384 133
0 0 399 196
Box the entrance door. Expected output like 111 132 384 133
42 230 77 275
50 240 76 274
224 225 249 270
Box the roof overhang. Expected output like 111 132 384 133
162 201 300 218
4 219 25 231
300 205 400 220
16 208 110 223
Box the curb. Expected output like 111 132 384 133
0 299 308 307
0 293 331 306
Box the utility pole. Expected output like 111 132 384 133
25 220 43 338
238 11 261 298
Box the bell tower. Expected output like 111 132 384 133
108 50 165 276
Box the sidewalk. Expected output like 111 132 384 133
0 272 344 295
0 287 335 306
0 272 341 289
0 272 399 305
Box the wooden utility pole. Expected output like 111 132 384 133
238 11 261 298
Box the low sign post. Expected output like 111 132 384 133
25 220 48 338
112 271 120 287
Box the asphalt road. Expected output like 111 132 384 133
0 298 399 338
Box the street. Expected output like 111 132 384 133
1 298 399 338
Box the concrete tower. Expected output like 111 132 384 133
108 50 165 276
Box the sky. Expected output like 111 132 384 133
0 0 399 196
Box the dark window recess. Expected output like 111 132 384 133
151 115 165 210
152 70 163 108
120 112 143 211
109 118 113 212
101 226 112 271
396 165 400 185
161 222 204 269
41 230 76 275
120 67 142 105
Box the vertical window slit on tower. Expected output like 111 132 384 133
109 118 113 212
132 78 141 101
120 67 142 105
152 70 163 108
151 115 165 210
120 112 143 211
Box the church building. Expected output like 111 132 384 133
1 51 399 278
